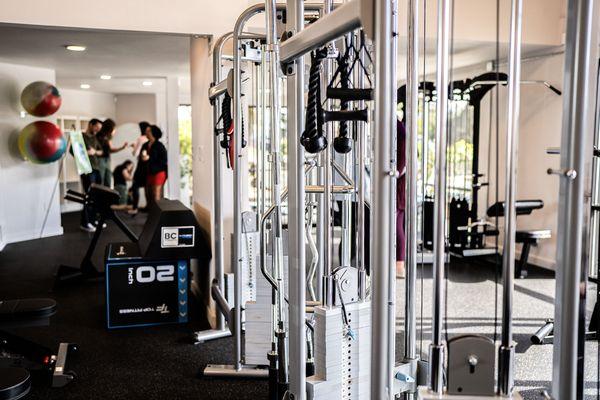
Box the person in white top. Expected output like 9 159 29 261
128 121 150 215
131 124 149 157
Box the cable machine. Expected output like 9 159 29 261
193 0 598 399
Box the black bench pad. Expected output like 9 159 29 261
0 299 57 323
516 230 552 242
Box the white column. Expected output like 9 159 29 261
190 36 221 326
166 75 181 201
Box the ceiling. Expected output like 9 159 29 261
0 25 190 93
0 24 559 96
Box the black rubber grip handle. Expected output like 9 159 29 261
326 88 374 101
546 84 562 96
64 195 85 204
66 190 85 198
324 109 368 123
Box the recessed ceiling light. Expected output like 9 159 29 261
80 84 91 89
65 45 86 52
100 75 112 80
142 81 153 87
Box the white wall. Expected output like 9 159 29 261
397 0 565 46
165 76 181 201
115 93 156 125
113 93 156 171
477 54 564 269
60 89 116 119
0 61 63 249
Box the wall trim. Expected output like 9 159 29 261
5 226 64 245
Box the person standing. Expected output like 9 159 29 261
142 125 168 208
79 118 103 232
128 122 150 215
96 118 128 187
396 119 406 278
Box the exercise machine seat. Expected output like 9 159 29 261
0 367 31 400
486 199 544 217
514 229 552 279
0 299 57 325
485 200 550 278
516 229 551 242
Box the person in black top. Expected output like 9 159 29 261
141 125 168 208
128 122 150 215
96 118 128 187
112 160 134 206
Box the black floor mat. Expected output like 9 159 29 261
0 212 267 400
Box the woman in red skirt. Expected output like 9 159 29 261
141 125 168 208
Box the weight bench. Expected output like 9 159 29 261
0 298 76 391
487 200 552 278
514 229 552 278
56 184 139 286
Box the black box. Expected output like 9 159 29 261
105 243 189 329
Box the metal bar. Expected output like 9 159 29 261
208 76 229 101
203 365 269 378
589 64 600 281
221 54 271 62
387 0 399 395
305 185 354 193
194 329 231 343
404 0 419 364
258 46 266 217
212 283 232 325
552 0 598 398
332 160 355 186
286 0 306 397
340 30 355 271
356 32 367 300
280 0 363 64
428 0 451 394
209 31 233 339
232 4 272 371
315 0 332 304
370 0 394 397
265 0 288 388
232 19 245 373
341 96 353 268
497 0 522 395
322 0 335 309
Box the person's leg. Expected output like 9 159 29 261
89 170 103 224
144 185 153 209
396 209 406 278
152 185 162 203
115 185 127 205
80 173 92 226
103 165 112 187
131 181 140 209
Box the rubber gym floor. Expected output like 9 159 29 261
0 211 598 399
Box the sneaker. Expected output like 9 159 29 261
94 221 107 229
80 223 96 233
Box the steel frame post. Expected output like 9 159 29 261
552 0 598 399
